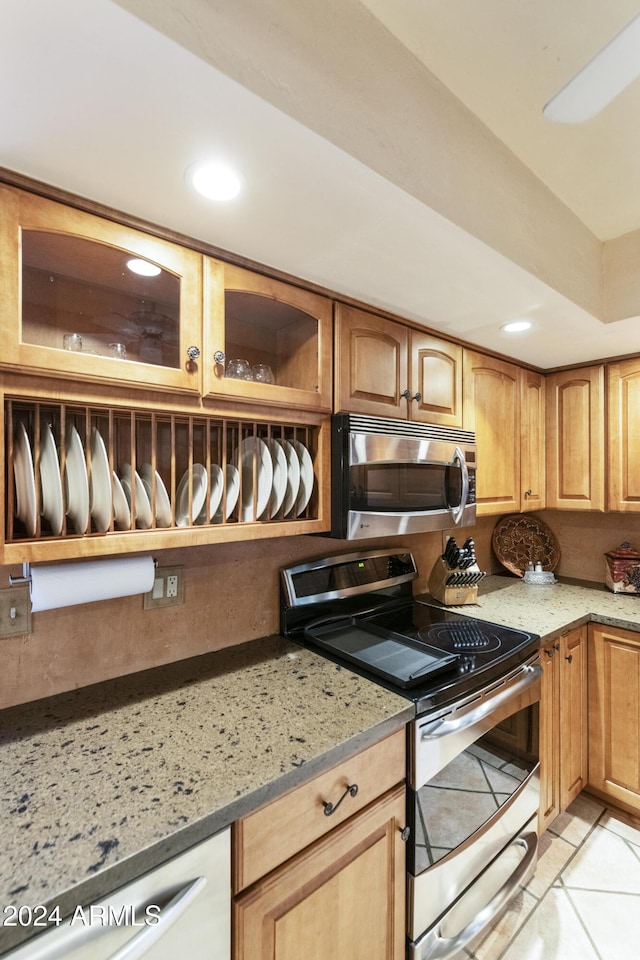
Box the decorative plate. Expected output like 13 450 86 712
492 514 560 577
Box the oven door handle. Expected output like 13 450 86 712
421 830 538 960
449 447 469 525
420 663 542 741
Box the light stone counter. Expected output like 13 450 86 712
418 574 640 640
0 636 411 955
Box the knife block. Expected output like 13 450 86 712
428 557 481 606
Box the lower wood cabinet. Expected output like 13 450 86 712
233 729 407 960
588 623 640 816
539 626 588 834
234 785 406 960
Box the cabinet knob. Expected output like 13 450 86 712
400 826 411 842
213 350 226 365
402 389 422 402
524 489 532 498
186 345 201 361
565 654 573 663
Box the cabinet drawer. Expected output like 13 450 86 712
233 728 405 892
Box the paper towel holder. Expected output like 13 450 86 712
8 563 30 587
9 558 158 588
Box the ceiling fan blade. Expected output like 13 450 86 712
543 13 640 123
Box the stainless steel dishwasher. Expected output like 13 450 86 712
2 828 230 960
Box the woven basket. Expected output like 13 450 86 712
492 514 560 578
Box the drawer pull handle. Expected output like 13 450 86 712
322 783 358 816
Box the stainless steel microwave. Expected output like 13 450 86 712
330 413 477 540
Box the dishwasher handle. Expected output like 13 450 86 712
107 876 207 960
420 663 542 742
13 875 209 960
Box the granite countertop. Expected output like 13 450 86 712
0 636 411 955
417 574 640 639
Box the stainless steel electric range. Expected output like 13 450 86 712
281 548 542 960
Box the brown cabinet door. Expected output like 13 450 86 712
463 350 520 515
608 357 640 512
410 333 463 427
234 785 406 960
334 304 409 418
0 185 203 395
588 624 640 816
520 370 546 511
203 261 333 412
546 366 605 511
559 626 588 809
539 642 560 834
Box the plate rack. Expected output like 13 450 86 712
4 397 320 547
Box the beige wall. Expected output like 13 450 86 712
540 510 640 584
2 510 632 710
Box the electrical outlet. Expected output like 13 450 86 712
0 586 32 638
143 566 184 609
166 575 179 598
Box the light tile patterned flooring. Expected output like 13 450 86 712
463 794 640 960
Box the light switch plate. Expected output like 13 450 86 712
0 586 32 638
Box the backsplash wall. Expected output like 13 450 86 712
0 511 635 709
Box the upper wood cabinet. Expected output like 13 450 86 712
334 304 463 425
0 185 203 395
546 366 605 511
520 370 546 512
203 260 333 413
463 351 521 515
608 356 640 512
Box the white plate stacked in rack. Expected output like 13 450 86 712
11 422 314 536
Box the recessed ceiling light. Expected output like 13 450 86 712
189 161 242 201
501 320 532 334
126 258 161 277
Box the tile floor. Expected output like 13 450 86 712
463 794 640 959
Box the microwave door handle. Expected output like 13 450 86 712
449 447 469 525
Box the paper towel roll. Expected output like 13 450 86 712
29 555 155 612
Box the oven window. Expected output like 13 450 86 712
411 703 539 876
350 462 461 512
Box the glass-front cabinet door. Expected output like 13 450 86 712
202 260 333 412
0 186 203 394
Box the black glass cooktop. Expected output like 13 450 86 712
296 601 539 713
280 550 539 713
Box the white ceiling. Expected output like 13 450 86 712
2 0 640 370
